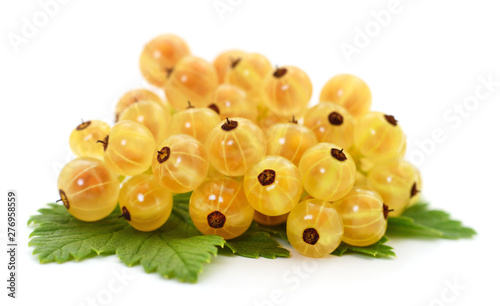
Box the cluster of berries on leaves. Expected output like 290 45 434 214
57 34 421 258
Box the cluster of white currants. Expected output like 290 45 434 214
57 34 422 258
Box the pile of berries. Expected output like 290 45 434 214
57 34 422 258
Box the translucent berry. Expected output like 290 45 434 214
354 112 406 163
209 84 257 122
167 105 221 144
115 89 166 122
139 34 190 87
333 187 389 246
57 157 119 222
118 100 171 143
262 66 312 117
213 50 247 84
287 199 344 258
69 120 110 159
303 102 355 149
298 143 356 201
205 117 266 177
224 53 272 99
367 159 420 216
319 74 372 118
243 156 302 216
164 56 218 110
119 174 173 232
266 121 318 166
355 171 369 188
256 107 288 132
152 134 209 193
253 211 288 226
189 177 254 239
101 121 156 176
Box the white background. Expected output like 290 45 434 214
1 1 500 305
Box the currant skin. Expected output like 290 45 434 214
303 102 355 150
355 171 369 188
167 106 221 144
256 107 288 132
69 120 110 159
213 50 247 84
262 66 313 117
287 199 344 258
244 156 303 216
189 177 254 239
139 34 190 87
319 74 372 119
205 117 266 177
298 143 356 201
333 187 389 246
118 100 171 144
164 56 218 110
114 89 167 122
353 137 406 173
57 157 119 222
266 122 318 166
353 112 406 163
119 174 173 232
209 84 258 122
224 53 272 99
253 211 288 226
101 120 156 176
367 159 420 216
152 134 209 193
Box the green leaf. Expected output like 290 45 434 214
224 231 290 259
251 222 288 242
28 193 291 282
28 197 224 283
387 202 477 239
331 236 396 258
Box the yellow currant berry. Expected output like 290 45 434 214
118 174 173 232
354 111 406 163
367 159 420 216
266 121 318 166
244 156 303 216
333 187 389 246
287 199 344 258
303 102 355 149
57 157 119 221
101 121 156 176
225 53 272 98
298 143 356 201
139 34 190 87
319 74 372 118
164 56 218 110
189 177 254 239
208 84 258 122
262 66 312 117
213 49 247 84
117 100 171 144
253 211 288 226
256 106 288 132
69 120 110 159
152 134 209 193
167 105 221 144
115 89 166 121
205 117 266 177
